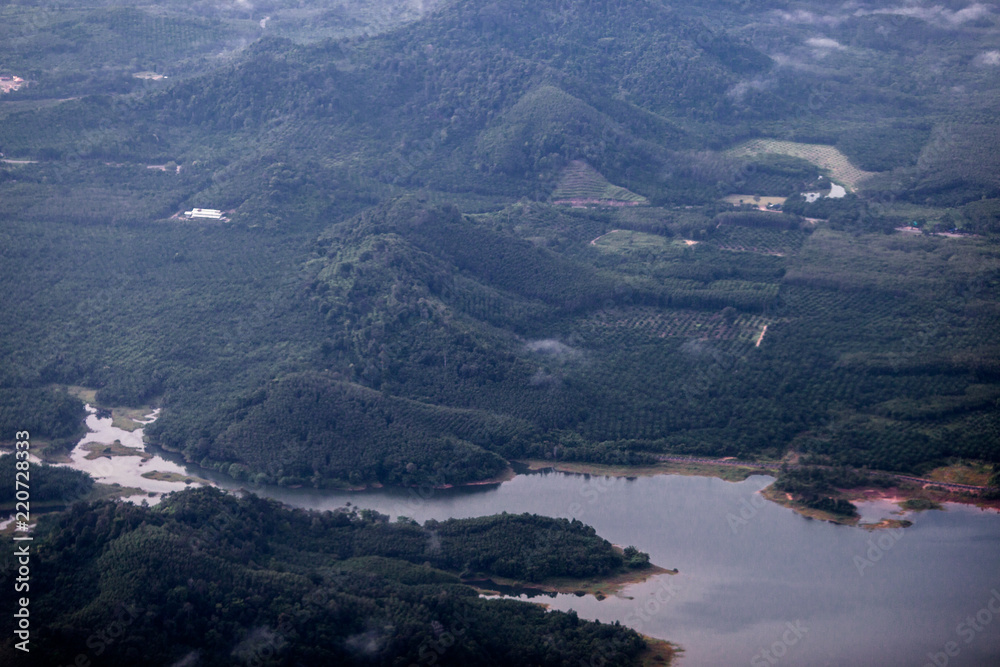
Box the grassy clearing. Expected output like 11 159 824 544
925 462 993 487
900 498 943 512
65 385 98 404
141 470 207 484
87 482 148 501
860 518 913 531
63 384 155 431
592 229 684 253
722 195 788 208
0 482 144 518
111 406 155 432
656 460 767 481
0 439 74 463
728 140 877 190
82 440 151 460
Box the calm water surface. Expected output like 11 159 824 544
41 410 1000 664
196 468 1000 667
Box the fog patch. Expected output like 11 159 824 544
170 651 201 667
529 368 561 387
727 76 775 100
771 53 825 73
526 339 582 360
231 627 282 663
681 338 721 361
806 37 846 51
866 2 994 27
773 9 843 26
425 528 442 555
772 2 994 30
345 628 390 657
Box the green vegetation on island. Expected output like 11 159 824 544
0 487 653 666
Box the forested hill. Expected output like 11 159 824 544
145 195 999 489
4 0 998 209
0 487 651 666
0 0 779 208
1 0 999 489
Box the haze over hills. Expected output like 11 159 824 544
1 0 1000 664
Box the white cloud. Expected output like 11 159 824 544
773 2 994 30
727 76 775 100
974 50 1000 66
773 9 844 26
806 37 847 50
868 3 994 27
950 3 993 24
770 54 820 71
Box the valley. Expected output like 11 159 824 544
1 0 999 664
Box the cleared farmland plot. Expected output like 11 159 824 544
552 160 649 205
722 195 788 208
591 229 689 252
728 139 878 190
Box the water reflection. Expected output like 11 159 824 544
58 405 196 502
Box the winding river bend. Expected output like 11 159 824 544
187 465 1000 667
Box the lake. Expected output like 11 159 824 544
59 410 1000 666
200 466 1000 667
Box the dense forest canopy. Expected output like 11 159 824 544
0 487 651 665
0 0 998 484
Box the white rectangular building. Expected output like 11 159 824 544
184 208 224 220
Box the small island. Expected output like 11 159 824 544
408 512 673 598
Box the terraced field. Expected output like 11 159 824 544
728 139 878 190
551 160 649 205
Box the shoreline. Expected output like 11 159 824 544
638 636 679 666
14 405 995 525
516 458 999 524
471 563 676 599
517 458 768 483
